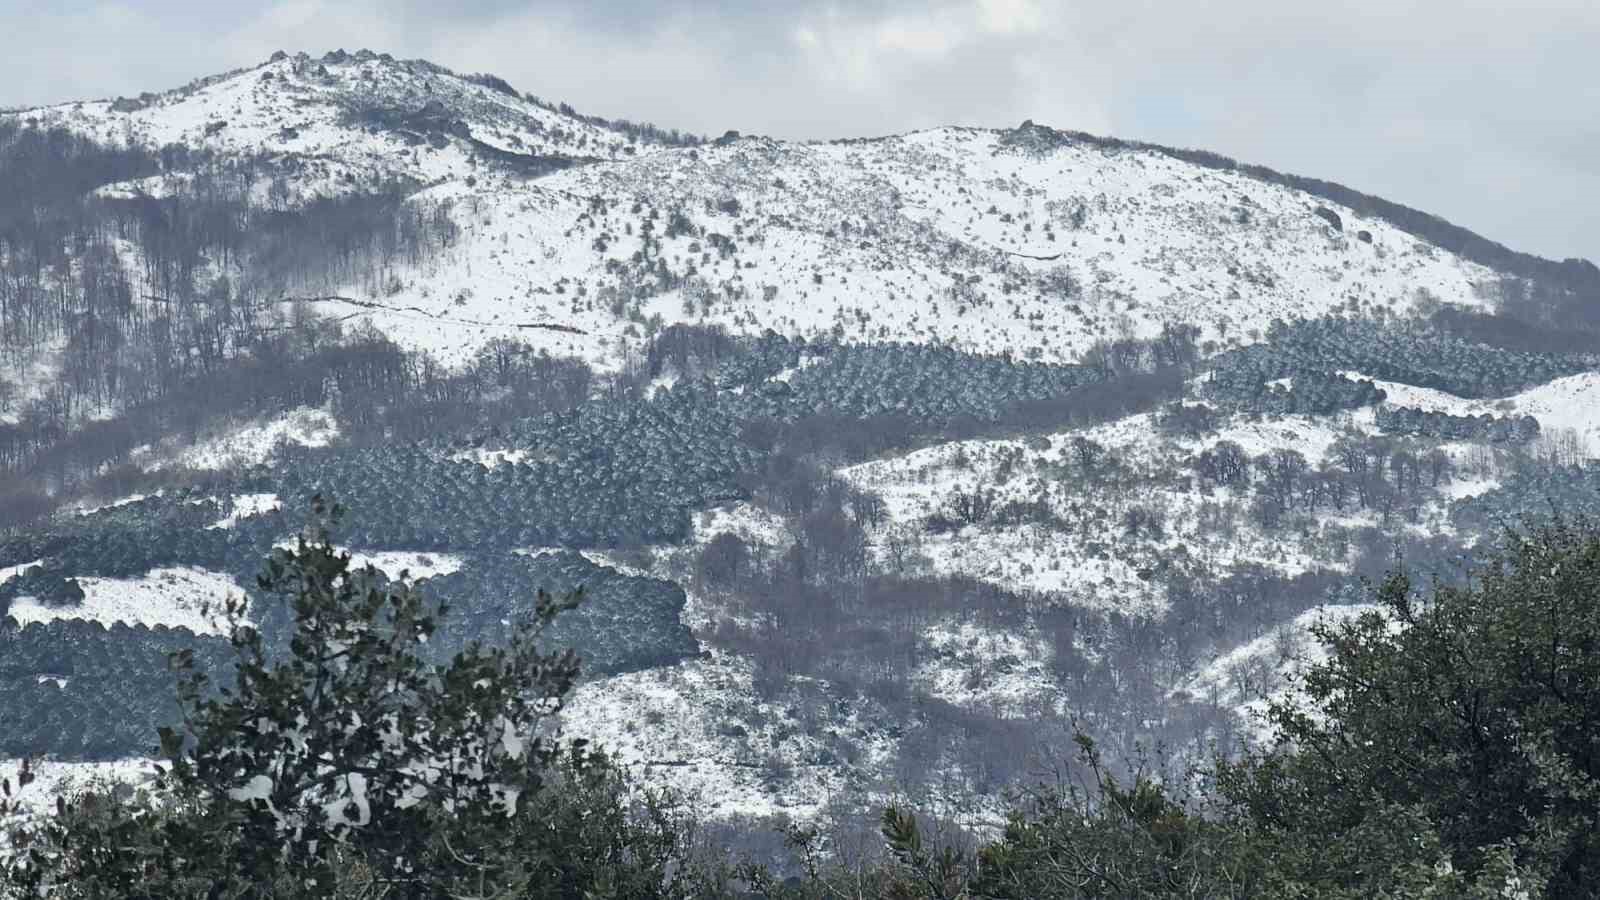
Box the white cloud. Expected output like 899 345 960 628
975 0 1045 35
873 16 961 55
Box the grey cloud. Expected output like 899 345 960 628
0 0 1592 263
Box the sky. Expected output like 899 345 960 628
0 0 1594 265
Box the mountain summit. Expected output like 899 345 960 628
17 50 684 193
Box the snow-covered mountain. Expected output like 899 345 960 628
5 51 1599 827
7 49 1500 371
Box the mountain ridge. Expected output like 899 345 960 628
13 49 1592 295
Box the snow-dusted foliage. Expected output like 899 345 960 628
149 504 584 889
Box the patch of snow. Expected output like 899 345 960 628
454 448 532 468
690 503 793 551
139 407 339 472
0 560 41 588
1440 476 1500 500
560 652 896 820
345 551 463 580
1196 413 1351 463
1341 372 1488 416
209 493 282 529
915 621 1060 717
227 773 275 805
274 541 465 581
767 353 825 385
71 493 153 516
6 567 249 634
0 758 161 825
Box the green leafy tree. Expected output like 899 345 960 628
1218 517 1600 896
970 734 1259 900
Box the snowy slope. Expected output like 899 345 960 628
1507 373 1600 455
8 52 1505 374
132 407 340 472
844 413 1317 610
1348 370 1600 455
560 653 900 820
334 127 1500 370
1175 603 1385 741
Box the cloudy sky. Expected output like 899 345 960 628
1 0 1594 263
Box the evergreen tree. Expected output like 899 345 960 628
0 496 697 898
1217 517 1600 896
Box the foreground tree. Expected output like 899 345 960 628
1216 517 1600 897
0 496 710 899
858 518 1600 899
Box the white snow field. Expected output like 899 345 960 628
329 125 1499 371
5 567 250 635
344 551 464 580
155 407 340 472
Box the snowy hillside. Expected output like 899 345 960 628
1173 602 1385 742
329 125 1500 369
6 567 247 636
6 52 1502 373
